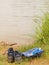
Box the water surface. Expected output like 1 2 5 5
0 0 49 44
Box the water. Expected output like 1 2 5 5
0 0 49 44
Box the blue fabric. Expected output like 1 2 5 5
22 48 43 57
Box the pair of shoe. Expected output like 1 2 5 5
7 48 22 63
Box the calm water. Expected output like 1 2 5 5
0 0 49 44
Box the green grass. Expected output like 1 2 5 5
17 41 49 60
17 14 49 59
0 42 49 65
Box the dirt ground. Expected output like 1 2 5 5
0 42 49 65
